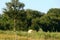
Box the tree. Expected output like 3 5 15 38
47 8 60 32
25 9 44 31
3 0 25 31
40 8 60 32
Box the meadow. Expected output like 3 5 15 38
0 30 60 40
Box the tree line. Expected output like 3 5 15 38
0 0 60 32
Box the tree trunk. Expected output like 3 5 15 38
14 19 16 31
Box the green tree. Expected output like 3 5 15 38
40 8 60 32
26 9 44 31
3 0 25 31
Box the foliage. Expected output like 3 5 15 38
40 8 60 32
0 0 60 32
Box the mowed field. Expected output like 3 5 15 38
0 31 60 40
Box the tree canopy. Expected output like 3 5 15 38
0 0 60 32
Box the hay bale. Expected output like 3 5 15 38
28 29 33 33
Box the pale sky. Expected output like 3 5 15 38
0 0 60 14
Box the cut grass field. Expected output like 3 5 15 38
0 30 60 40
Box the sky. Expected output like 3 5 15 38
0 0 60 14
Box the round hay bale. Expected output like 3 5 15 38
28 29 33 33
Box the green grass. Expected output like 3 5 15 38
0 30 60 40
17 31 60 40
